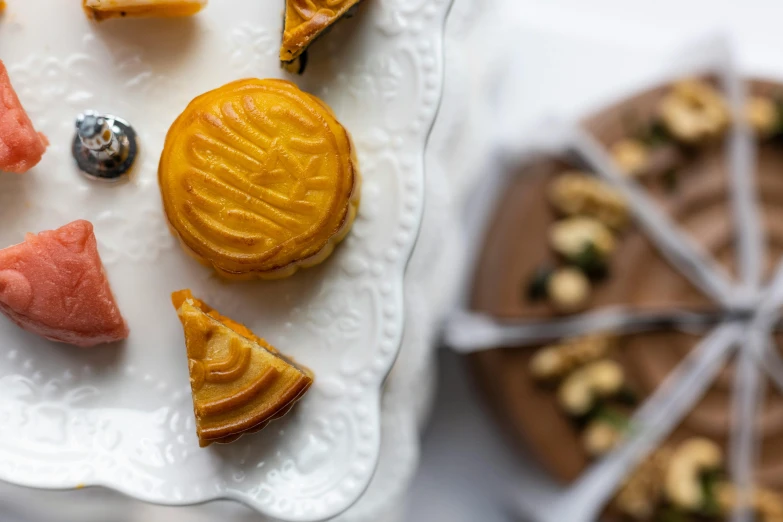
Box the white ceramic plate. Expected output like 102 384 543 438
0 0 450 520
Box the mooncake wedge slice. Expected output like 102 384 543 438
280 0 364 71
0 60 48 174
0 220 129 346
172 290 313 447
82 0 206 21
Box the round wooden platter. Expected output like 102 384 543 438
467 79 783 507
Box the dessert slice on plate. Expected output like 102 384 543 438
82 0 206 21
172 290 314 447
0 220 128 347
280 0 364 73
0 60 48 174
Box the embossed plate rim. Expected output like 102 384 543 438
0 0 452 520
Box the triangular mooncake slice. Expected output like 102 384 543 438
0 60 48 174
280 0 364 71
172 290 314 447
0 220 129 346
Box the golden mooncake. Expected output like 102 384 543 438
172 290 314 447
280 0 364 71
159 79 360 279
83 0 206 20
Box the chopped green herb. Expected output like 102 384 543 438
526 266 554 301
595 407 631 432
570 407 596 429
568 243 609 281
567 396 603 427
570 402 628 431
616 387 639 407
642 120 673 148
699 469 721 517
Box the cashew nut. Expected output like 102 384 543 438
529 333 614 381
664 437 723 510
583 419 624 457
746 95 779 138
547 267 591 313
549 216 616 262
557 359 624 415
614 447 672 519
718 483 783 522
659 79 730 144
548 172 629 230
611 138 650 177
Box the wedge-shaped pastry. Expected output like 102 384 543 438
172 290 313 446
159 79 360 279
0 220 129 347
280 0 364 72
0 60 48 174
82 0 206 21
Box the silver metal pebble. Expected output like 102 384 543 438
72 110 138 182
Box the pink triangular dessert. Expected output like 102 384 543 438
0 220 129 346
0 59 48 174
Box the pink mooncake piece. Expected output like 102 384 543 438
0 220 129 346
0 59 48 174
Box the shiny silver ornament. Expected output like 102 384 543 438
72 111 138 182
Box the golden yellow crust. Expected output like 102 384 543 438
82 0 206 21
280 0 364 63
159 79 360 279
172 290 314 447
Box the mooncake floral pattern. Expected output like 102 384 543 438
0 0 451 520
